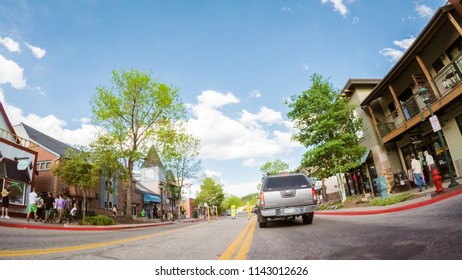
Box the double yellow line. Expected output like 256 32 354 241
0 224 203 257
218 217 256 260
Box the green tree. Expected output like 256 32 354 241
53 147 98 219
90 133 129 210
221 195 243 211
195 177 225 209
157 122 201 216
260 159 289 176
91 69 185 218
287 74 365 195
256 159 290 190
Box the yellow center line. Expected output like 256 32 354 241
218 217 256 260
235 218 256 260
0 223 203 257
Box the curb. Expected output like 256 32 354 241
0 221 176 231
315 189 462 216
0 219 205 231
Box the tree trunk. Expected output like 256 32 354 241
126 159 134 219
322 178 328 202
83 192 87 220
336 174 346 202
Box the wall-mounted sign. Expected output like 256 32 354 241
17 160 28 170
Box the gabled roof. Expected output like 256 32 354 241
142 146 163 168
361 4 453 106
19 122 78 157
0 102 21 145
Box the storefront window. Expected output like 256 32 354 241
8 180 26 205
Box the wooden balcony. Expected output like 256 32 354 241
376 53 462 143
0 128 36 149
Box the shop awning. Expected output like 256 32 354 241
359 148 371 164
135 181 163 203
0 158 31 183
143 194 161 203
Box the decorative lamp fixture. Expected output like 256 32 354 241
419 87 430 104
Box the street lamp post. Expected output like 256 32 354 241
159 183 164 222
419 87 459 188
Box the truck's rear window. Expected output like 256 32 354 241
263 175 312 191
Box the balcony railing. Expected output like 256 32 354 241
433 52 462 96
376 52 462 138
0 128 35 149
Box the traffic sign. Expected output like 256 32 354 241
429 115 441 132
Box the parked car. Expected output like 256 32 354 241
257 172 318 228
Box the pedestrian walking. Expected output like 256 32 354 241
112 205 117 218
64 195 72 222
44 192 55 223
411 154 425 192
67 203 78 224
1 183 11 219
36 193 45 222
425 150 435 187
26 188 38 222
55 194 66 223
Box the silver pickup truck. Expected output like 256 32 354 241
257 172 318 228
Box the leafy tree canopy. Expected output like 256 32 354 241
195 177 225 207
91 68 186 217
222 195 243 210
260 159 290 176
287 73 365 178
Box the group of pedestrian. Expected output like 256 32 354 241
410 150 436 192
26 188 74 223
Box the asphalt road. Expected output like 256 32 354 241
248 194 462 260
0 195 461 260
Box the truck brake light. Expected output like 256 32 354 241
259 193 265 207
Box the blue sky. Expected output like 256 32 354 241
0 0 447 197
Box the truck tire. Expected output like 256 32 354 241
302 213 314 224
258 214 267 228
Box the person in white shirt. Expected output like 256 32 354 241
67 203 78 224
26 188 38 222
112 205 117 218
411 154 425 192
424 150 435 187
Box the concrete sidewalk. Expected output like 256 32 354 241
316 183 462 216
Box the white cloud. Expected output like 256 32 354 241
0 37 21 53
282 7 295 14
239 106 283 127
28 85 45 96
321 0 349 17
242 158 264 167
0 91 97 147
187 90 301 161
223 181 260 197
380 37 416 62
196 90 239 108
380 47 404 61
25 43 46 59
415 4 433 18
0 54 27 89
250 90 261 98
393 37 415 49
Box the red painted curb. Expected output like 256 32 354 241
0 221 175 231
315 189 462 216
